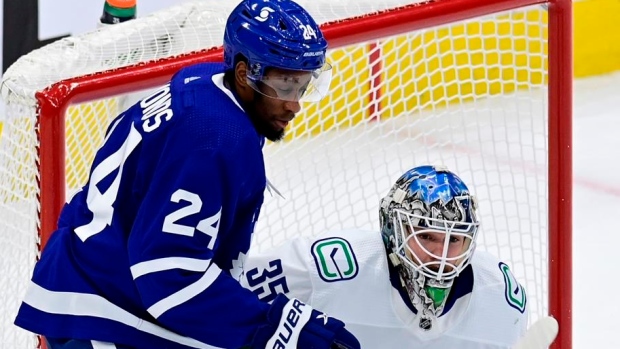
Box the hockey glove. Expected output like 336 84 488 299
251 293 360 349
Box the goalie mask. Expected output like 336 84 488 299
380 165 480 323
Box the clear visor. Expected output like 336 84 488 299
247 63 332 102
393 208 479 281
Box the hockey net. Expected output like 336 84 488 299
0 0 572 348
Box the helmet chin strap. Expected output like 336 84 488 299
389 252 453 331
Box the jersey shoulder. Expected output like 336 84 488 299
452 251 528 346
470 251 528 314
139 62 259 150
303 230 408 324
308 229 385 283
242 229 393 305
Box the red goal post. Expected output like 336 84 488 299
0 0 571 348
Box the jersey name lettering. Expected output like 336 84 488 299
140 83 174 132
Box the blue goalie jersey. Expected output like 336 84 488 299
15 63 271 349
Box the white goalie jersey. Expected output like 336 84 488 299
240 229 528 349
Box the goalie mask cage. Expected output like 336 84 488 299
0 0 572 348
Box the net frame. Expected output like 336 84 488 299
2 0 572 348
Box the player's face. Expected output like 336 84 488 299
405 227 469 273
246 68 307 142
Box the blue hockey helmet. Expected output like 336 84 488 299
223 0 332 102
380 165 480 282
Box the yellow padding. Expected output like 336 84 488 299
285 8 548 140
574 0 620 77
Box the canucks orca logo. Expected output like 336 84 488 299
499 262 527 313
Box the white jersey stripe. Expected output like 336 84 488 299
147 262 221 318
91 341 117 349
130 257 211 279
23 282 222 349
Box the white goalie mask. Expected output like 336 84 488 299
380 165 480 321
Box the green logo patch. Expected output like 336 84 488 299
499 262 527 313
311 237 359 282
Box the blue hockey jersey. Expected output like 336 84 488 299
15 63 271 349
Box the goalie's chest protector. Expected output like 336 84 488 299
304 230 526 349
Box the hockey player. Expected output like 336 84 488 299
14 1 359 349
241 165 530 349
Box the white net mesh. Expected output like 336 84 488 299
0 1 551 347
